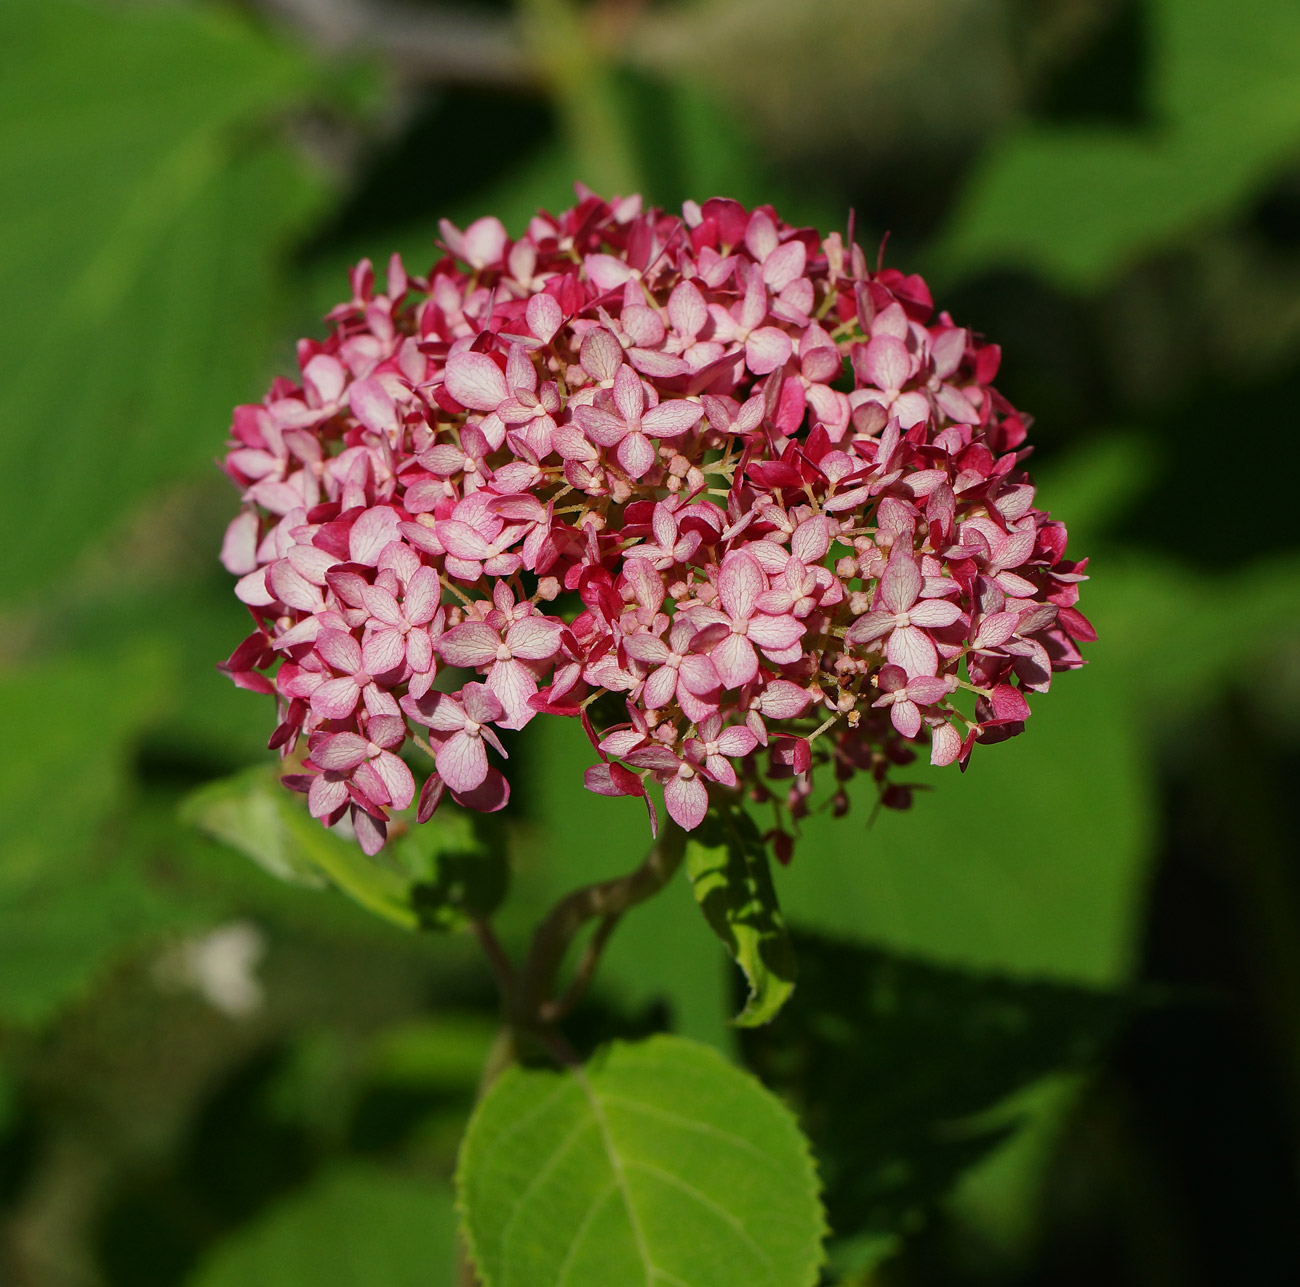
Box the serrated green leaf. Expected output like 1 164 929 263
687 809 796 1027
0 0 331 604
457 1033 825 1287
187 1164 458 1287
741 932 1127 1263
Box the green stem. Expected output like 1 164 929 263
517 0 642 196
455 823 686 1285
518 820 686 1024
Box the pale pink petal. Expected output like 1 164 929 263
718 550 764 620
643 665 679 709
437 622 500 667
668 279 707 336
360 585 402 626
617 432 657 479
612 366 644 423
677 654 720 695
506 617 563 660
304 353 345 405
445 352 509 411
762 240 806 291
309 774 349 819
573 406 628 447
362 628 405 675
886 625 939 677
313 733 370 772
349 507 402 565
907 599 962 628
416 692 467 733
624 633 670 664
747 613 806 651
745 327 793 374
352 808 387 855
863 334 911 392
715 726 758 757
372 751 415 811
487 658 538 729
641 400 703 436
585 253 635 291
310 676 361 720
758 680 812 718
526 292 562 344
461 682 504 724
711 632 758 688
580 328 625 382
367 715 407 748
845 611 893 647
893 391 931 429
436 520 494 560
930 722 962 766
403 568 441 625
879 543 922 613
664 773 708 831
406 630 433 674
349 378 399 436
437 729 488 792
269 561 322 613
316 629 362 673
221 511 260 575
235 568 276 607
890 699 923 739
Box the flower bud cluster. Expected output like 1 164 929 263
219 191 1092 855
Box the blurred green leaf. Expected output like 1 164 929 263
183 765 513 935
0 0 332 604
938 0 1300 287
367 1015 498 1091
395 809 509 932
181 766 330 890
184 765 419 930
687 807 797 1027
778 657 1153 984
187 1164 459 1287
741 932 1126 1267
0 644 179 1025
457 1033 825 1287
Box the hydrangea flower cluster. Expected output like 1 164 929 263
219 191 1093 856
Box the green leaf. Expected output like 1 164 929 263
187 1164 459 1287
393 809 509 932
185 766 418 930
686 808 797 1027
182 764 512 934
180 766 329 890
740 932 1127 1264
0 0 331 604
457 1033 826 1287
936 0 1300 287
0 645 180 1025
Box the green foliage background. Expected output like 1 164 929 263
2 1 1299 1284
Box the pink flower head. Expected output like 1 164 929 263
220 190 1090 858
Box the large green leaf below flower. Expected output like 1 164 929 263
457 1033 826 1287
